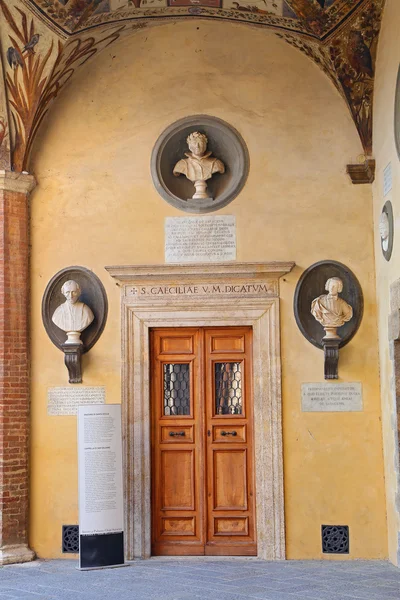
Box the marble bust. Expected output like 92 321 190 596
52 280 94 344
311 277 353 340
173 131 225 200
379 211 390 252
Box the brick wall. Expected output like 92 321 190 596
0 172 35 564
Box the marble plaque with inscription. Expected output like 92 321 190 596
165 215 236 263
47 387 106 416
125 281 275 299
301 383 362 412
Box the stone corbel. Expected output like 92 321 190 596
62 343 83 384
322 339 339 380
346 159 376 184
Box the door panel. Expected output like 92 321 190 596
205 328 256 556
213 449 247 509
151 327 256 556
151 329 204 555
160 450 195 510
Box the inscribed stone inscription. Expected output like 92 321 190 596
48 387 106 416
302 383 362 412
165 215 236 263
125 281 276 299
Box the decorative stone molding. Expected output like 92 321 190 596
106 261 294 561
107 261 294 281
0 170 36 194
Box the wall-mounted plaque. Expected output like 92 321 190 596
383 163 393 196
302 383 363 412
47 387 106 416
165 215 236 263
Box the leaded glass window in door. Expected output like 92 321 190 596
163 363 190 416
215 362 243 415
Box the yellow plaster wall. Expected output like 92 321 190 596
372 0 400 566
29 20 387 559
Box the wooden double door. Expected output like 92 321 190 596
151 326 257 556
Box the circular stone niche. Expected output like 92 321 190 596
151 115 249 214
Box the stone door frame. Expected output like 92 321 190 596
106 262 294 561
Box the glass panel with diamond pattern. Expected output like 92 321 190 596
215 362 243 415
163 363 190 416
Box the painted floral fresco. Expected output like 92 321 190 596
28 0 365 35
0 0 145 170
0 0 386 169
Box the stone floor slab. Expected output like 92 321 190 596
0 559 399 600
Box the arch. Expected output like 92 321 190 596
0 0 385 171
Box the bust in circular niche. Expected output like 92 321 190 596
52 280 94 345
311 277 353 340
173 131 225 200
379 211 390 252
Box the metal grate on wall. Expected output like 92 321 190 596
62 525 79 554
322 525 349 554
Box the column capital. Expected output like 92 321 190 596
0 170 36 194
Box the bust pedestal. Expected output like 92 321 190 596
62 342 83 384
322 339 340 380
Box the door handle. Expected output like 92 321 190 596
169 431 185 437
221 430 237 437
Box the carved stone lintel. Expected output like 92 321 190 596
346 159 376 184
62 343 83 384
323 339 339 380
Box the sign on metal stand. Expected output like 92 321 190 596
77 404 125 569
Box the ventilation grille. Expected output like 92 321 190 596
62 525 79 553
322 525 349 554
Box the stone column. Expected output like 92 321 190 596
0 171 36 565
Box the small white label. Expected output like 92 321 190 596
165 216 236 263
384 163 392 196
48 387 106 416
302 383 363 412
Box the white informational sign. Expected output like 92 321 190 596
383 163 392 197
165 215 236 263
48 387 105 416
301 383 363 412
78 405 124 537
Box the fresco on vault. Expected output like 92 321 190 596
26 0 367 34
168 0 221 8
0 0 135 170
0 0 385 161
222 0 298 17
278 0 384 155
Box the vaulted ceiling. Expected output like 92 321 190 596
24 0 378 38
0 0 386 172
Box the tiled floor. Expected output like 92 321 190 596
0 558 399 600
